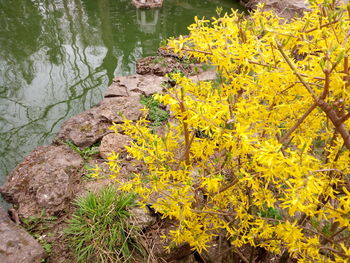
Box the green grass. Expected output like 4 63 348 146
140 95 169 126
64 141 100 161
21 210 57 260
152 56 167 67
65 186 144 263
257 206 282 220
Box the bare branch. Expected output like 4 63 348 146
233 248 249 263
217 178 239 194
320 69 330 100
339 112 350 123
304 19 340 33
276 41 318 101
160 46 212 55
279 103 317 144
317 99 350 150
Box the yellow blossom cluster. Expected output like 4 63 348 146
104 1 350 261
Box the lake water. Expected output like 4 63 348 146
0 0 242 193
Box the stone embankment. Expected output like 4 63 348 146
1 72 171 218
0 52 216 262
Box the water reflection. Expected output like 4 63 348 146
0 0 241 188
137 9 160 34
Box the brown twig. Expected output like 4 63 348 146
217 178 239 194
161 46 212 55
276 41 318 100
339 112 350 123
317 99 350 150
178 88 191 165
303 19 340 34
319 246 350 258
191 209 231 216
320 68 330 99
277 40 350 150
233 248 249 263
279 103 317 144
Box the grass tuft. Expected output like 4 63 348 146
65 186 143 263
64 140 100 161
140 95 169 126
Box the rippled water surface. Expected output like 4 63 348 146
0 0 242 188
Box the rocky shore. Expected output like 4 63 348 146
0 1 315 262
0 51 217 262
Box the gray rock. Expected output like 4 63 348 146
0 207 45 263
136 56 184 77
54 110 110 148
76 178 116 199
0 145 84 217
136 56 204 77
106 75 166 98
129 206 156 229
242 0 309 19
189 70 217 82
99 133 131 159
104 81 130 97
242 0 349 21
99 97 144 121
131 0 163 9
55 96 144 148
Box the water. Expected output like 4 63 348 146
0 0 242 190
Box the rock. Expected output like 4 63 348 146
76 178 116 198
54 111 109 148
104 81 130 97
189 70 217 82
0 207 45 263
139 218 194 262
201 233 236 262
121 161 145 175
157 46 185 60
136 56 203 77
99 133 131 159
242 0 349 21
136 56 184 76
99 97 144 121
131 0 163 9
241 0 309 19
106 74 167 98
55 96 144 148
163 243 194 262
129 206 156 229
0 145 84 217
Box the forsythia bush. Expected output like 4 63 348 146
106 1 350 262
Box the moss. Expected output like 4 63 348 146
79 124 93 132
140 95 169 126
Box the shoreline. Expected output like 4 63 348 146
0 52 217 262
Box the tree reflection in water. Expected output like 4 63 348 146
0 0 241 188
